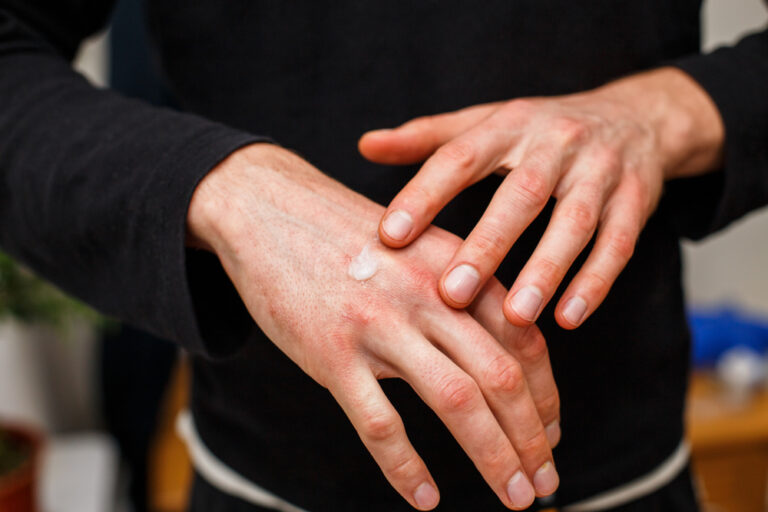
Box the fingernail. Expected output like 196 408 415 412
509 286 543 321
545 421 561 447
381 209 413 241
562 296 587 326
506 471 535 508
443 264 480 304
533 462 560 496
413 482 439 509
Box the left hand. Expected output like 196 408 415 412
359 67 724 328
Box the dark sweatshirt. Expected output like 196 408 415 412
1 1 767 510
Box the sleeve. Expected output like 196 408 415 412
665 18 768 240
0 0 265 356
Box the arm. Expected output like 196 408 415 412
0 2 561 507
187 143 561 509
0 0 264 353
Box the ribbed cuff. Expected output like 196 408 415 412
153 124 268 356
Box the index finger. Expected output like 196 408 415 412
330 361 441 510
378 115 519 249
438 139 564 309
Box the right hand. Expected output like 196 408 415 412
187 143 561 510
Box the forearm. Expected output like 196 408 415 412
0 5 263 352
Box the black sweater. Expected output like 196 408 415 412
1 1 767 510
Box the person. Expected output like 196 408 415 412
0 1 766 510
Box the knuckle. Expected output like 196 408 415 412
339 300 377 330
385 452 420 482
403 264 436 288
407 181 440 207
514 170 550 208
561 200 598 233
532 256 564 285
634 185 651 213
481 441 515 473
360 409 401 443
537 392 561 425
514 328 550 364
402 115 434 132
516 430 551 461
553 117 590 144
604 230 636 261
626 176 655 214
401 265 440 300
583 269 612 296
469 224 509 258
316 331 356 363
581 180 607 202
483 355 525 397
437 140 476 170
304 331 361 384
438 374 480 413
503 98 537 117
594 147 622 171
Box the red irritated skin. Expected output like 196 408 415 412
187 143 562 510
360 67 724 330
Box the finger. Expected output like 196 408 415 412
358 103 500 165
503 176 610 325
471 278 561 447
377 116 518 249
378 332 537 509
555 180 646 329
438 141 565 309
427 311 559 498
330 361 440 510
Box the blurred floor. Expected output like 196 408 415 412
688 372 768 512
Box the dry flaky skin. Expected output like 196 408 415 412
188 143 561 510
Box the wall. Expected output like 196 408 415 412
684 0 768 315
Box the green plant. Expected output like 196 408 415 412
0 253 106 481
0 251 101 327
0 429 28 477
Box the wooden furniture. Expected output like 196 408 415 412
687 372 768 512
148 359 192 512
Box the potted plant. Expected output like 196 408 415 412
0 422 42 512
0 251 102 512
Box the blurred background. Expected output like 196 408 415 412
1 0 767 511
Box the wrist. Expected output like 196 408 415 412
597 67 724 180
187 142 383 258
186 142 285 253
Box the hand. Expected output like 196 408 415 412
187 144 561 510
360 67 724 328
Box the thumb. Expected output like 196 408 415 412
358 102 500 165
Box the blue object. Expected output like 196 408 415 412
688 306 768 368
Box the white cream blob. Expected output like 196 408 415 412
348 242 379 281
